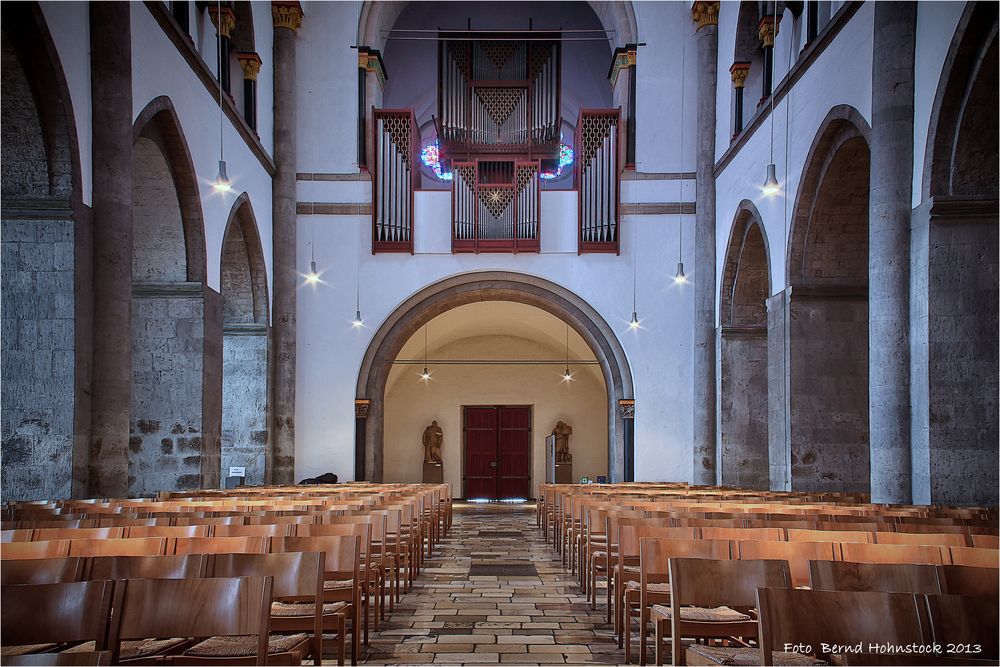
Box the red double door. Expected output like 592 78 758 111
463 406 531 500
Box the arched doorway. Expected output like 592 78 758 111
916 2 998 506
776 105 871 494
718 201 770 490
220 194 270 486
129 97 219 495
0 2 83 501
356 271 634 485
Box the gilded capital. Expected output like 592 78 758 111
730 62 750 88
691 1 720 31
357 47 388 87
355 399 371 419
758 15 780 47
618 399 635 419
208 5 236 39
609 45 638 87
272 1 303 32
238 52 262 81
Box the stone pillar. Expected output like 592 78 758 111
356 48 386 170
609 46 638 168
730 62 749 136
237 52 261 133
208 5 235 95
758 15 780 104
88 2 133 497
691 1 719 486
869 2 915 504
619 400 635 482
354 399 370 481
269 1 302 485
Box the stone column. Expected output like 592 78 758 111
208 5 235 95
609 46 638 168
87 2 133 497
356 48 386 170
269 1 302 485
691 1 719 486
730 62 749 135
758 16 780 103
237 52 261 133
618 400 635 482
869 2 915 503
354 399 370 481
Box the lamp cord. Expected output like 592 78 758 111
678 17 686 262
217 0 224 163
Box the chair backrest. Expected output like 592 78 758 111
971 534 1000 549
34 527 125 542
211 523 293 538
757 588 928 665
86 554 208 580
787 528 872 544
737 540 837 588
948 547 1000 568
172 536 268 555
68 537 168 557
1 580 115 648
123 525 210 538
701 527 784 542
210 551 324 602
936 565 1000 596
924 594 1000 660
1 540 71 560
639 537 732 583
0 557 85 585
270 535 361 581
0 529 34 543
171 515 245 526
808 560 941 593
875 532 968 547
840 542 946 566
669 557 790 613
108 576 272 665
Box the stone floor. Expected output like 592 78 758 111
356 502 635 666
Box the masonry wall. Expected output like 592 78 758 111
718 330 769 489
222 331 268 485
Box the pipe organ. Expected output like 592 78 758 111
575 109 621 253
372 109 419 253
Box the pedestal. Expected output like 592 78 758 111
423 461 444 484
555 462 573 485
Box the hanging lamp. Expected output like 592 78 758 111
561 324 573 381
351 168 364 326
762 15 780 196
305 227 320 284
674 19 688 286
212 0 231 193
420 325 432 381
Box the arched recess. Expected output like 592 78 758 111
1 2 84 502
129 96 221 496
914 2 998 506
356 271 635 484
220 193 270 486
773 105 871 494
717 200 770 489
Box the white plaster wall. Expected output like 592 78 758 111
130 4 274 303
383 334 608 499
714 2 875 317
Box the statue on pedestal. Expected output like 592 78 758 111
422 420 443 464
552 421 573 463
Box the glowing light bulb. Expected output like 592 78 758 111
213 160 232 193
420 367 432 381
629 311 640 330
304 260 320 284
674 261 688 285
561 367 573 382
351 310 363 328
762 163 780 195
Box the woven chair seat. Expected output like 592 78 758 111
1 644 58 656
270 601 349 617
686 644 827 666
184 633 309 657
623 564 641 574
626 580 671 593
322 579 354 590
649 604 751 623
65 638 188 659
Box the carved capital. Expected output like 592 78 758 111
609 45 638 87
355 399 371 419
272 1 303 32
691 1 720 31
208 5 236 39
758 15 781 47
618 399 635 419
238 52 262 81
730 62 751 88
357 47 388 87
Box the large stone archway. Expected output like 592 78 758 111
355 271 634 484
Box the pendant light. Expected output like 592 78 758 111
351 168 364 327
419 325 432 381
305 227 319 284
762 14 780 196
212 0 231 193
561 324 573 382
674 19 688 286
629 232 640 329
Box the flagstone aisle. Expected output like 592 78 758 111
358 502 633 665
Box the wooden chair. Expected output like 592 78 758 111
700 526 783 543
786 528 872 544
172 536 268 555
875 532 968 547
737 540 838 588
924 594 999 660
1 580 114 657
936 565 1000 596
171 515 244 526
1 540 71 560
85 554 208 580
839 542 946 566
123 525 210 538
808 561 941 593
211 524 293 538
0 557 85 585
33 527 125 542
271 535 362 664
633 537 732 665
659 557 790 666
948 547 1000 568
3 651 112 665
210 552 346 666
971 534 1000 549
0 529 34 543
756 588 928 666
68 537 168 557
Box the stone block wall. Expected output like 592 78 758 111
1 213 76 500
718 329 769 489
221 330 268 485
767 291 791 491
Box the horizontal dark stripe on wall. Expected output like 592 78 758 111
621 202 696 215
621 171 696 181
297 202 372 215
296 173 371 181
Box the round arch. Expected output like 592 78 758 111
222 192 270 325
720 199 771 327
356 271 635 483
132 95 208 284
357 1 638 53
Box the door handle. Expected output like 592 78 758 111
489 461 498 468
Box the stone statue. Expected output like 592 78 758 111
552 421 573 463
422 420 443 464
